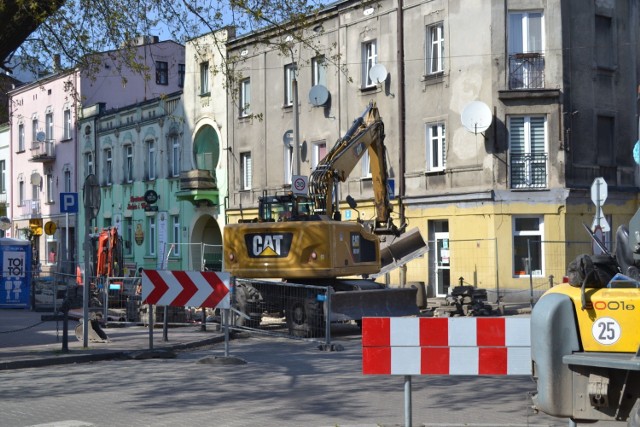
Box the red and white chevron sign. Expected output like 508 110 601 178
362 317 531 376
141 270 231 308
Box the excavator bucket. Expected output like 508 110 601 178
373 227 429 278
75 318 109 343
329 287 419 322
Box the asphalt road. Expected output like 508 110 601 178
0 324 614 427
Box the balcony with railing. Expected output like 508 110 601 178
510 153 548 189
176 169 219 207
508 53 545 90
21 199 41 218
30 140 56 162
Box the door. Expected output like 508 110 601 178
434 232 450 296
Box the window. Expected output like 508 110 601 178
45 113 53 140
172 216 180 256
596 116 614 167
18 180 24 206
64 170 71 192
362 40 378 88
0 161 5 193
124 145 133 183
18 124 25 151
124 218 133 256
156 61 168 85
32 183 38 201
178 64 185 87
426 23 444 75
104 148 112 185
32 118 38 143
312 56 327 86
46 174 54 203
426 123 446 172
513 216 543 276
361 149 371 178
508 11 544 89
284 64 296 107
240 152 252 190
46 240 57 265
147 140 156 180
311 141 327 169
239 78 251 117
509 116 547 189
148 216 156 256
200 62 209 95
595 15 614 68
284 146 293 184
171 135 180 177
63 109 72 139
84 152 94 175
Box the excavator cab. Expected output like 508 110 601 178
258 193 318 222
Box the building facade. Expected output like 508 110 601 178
224 0 640 300
9 38 185 276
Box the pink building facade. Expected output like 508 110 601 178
8 39 185 276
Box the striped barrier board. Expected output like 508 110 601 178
142 270 231 309
362 317 531 375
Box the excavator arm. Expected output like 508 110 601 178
309 102 400 235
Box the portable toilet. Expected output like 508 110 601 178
0 238 32 309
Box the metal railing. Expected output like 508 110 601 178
510 152 548 189
21 199 41 218
508 52 545 89
30 139 56 160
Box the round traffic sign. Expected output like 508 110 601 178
590 177 607 206
44 221 57 235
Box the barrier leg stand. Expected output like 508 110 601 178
163 305 168 342
148 304 154 350
404 375 412 427
224 308 229 358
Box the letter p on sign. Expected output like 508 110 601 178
60 192 79 213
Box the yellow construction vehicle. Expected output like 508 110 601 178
531 213 640 425
223 102 427 336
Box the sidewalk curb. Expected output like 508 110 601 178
0 334 228 371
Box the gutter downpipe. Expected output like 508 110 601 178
397 0 407 287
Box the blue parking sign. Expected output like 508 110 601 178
60 192 79 213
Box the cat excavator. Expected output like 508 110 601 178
531 210 640 425
223 102 427 336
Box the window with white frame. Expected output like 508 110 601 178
200 61 209 95
104 148 112 185
426 22 444 75
311 141 327 169
362 40 378 88
63 109 72 139
361 149 371 178
46 174 54 203
240 152 252 190
0 161 5 193
64 169 71 192
31 118 38 143
284 145 293 184
239 78 251 117
124 218 133 256
84 151 94 175
508 11 544 89
512 216 543 276
18 124 25 151
18 180 24 206
312 56 327 86
147 140 156 180
284 63 296 107
45 112 53 140
171 135 180 177
172 216 180 256
426 122 446 172
148 216 156 256
124 145 133 183
509 116 547 189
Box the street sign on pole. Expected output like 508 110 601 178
590 177 610 232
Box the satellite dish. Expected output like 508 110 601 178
283 130 293 148
633 140 640 165
30 173 41 186
461 101 493 134
369 64 388 85
36 131 46 142
309 85 329 107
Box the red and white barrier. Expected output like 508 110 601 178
362 317 531 375
142 270 231 309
